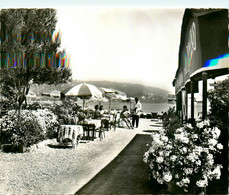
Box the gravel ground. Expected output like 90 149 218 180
0 119 159 194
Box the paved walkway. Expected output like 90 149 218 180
75 131 165 194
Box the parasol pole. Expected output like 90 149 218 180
83 99 85 111
109 98 111 111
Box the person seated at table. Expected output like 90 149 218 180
99 105 105 116
120 105 133 129
93 105 101 119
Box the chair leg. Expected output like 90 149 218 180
100 129 105 141
98 129 102 141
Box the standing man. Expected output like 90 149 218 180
132 98 142 128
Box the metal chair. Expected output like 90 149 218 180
82 124 96 141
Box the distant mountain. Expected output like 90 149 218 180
30 80 170 103
82 80 168 96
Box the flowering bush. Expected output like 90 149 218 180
31 109 59 139
1 109 59 148
1 110 44 147
143 120 223 193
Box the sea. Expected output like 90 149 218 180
81 101 176 114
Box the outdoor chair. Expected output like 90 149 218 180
101 114 117 131
112 113 120 131
101 118 111 131
82 124 96 141
97 121 106 141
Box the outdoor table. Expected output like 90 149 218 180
78 119 102 141
58 125 83 148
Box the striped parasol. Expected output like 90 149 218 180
100 87 127 110
61 83 103 110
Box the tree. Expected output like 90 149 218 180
0 9 72 111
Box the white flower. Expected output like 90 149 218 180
156 157 164 163
187 153 197 163
191 134 198 140
196 177 208 187
202 148 209 153
149 162 154 169
176 182 182 187
207 153 213 160
184 168 193 175
149 147 155 153
212 127 221 139
170 155 177 162
153 137 164 146
181 177 190 184
203 120 210 126
143 151 149 163
182 147 188 154
193 146 203 155
208 138 218 146
163 172 172 182
186 123 193 129
157 178 164 184
164 151 170 157
208 159 214 166
161 135 168 143
174 134 189 144
196 121 204 128
210 165 222 179
216 143 223 150
175 174 179 179
159 151 164 156
196 160 201 166
151 133 160 140
176 127 184 133
166 144 173 150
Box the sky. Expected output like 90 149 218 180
1 0 228 93
56 8 184 92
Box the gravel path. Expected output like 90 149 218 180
0 119 158 194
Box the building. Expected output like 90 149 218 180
173 9 229 123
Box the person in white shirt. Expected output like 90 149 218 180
132 98 142 128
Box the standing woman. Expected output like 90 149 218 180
132 98 142 128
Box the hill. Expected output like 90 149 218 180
31 80 170 103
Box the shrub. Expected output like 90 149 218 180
26 102 43 110
1 110 44 147
1 109 59 149
162 107 182 139
208 77 229 129
32 109 60 139
0 99 17 110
